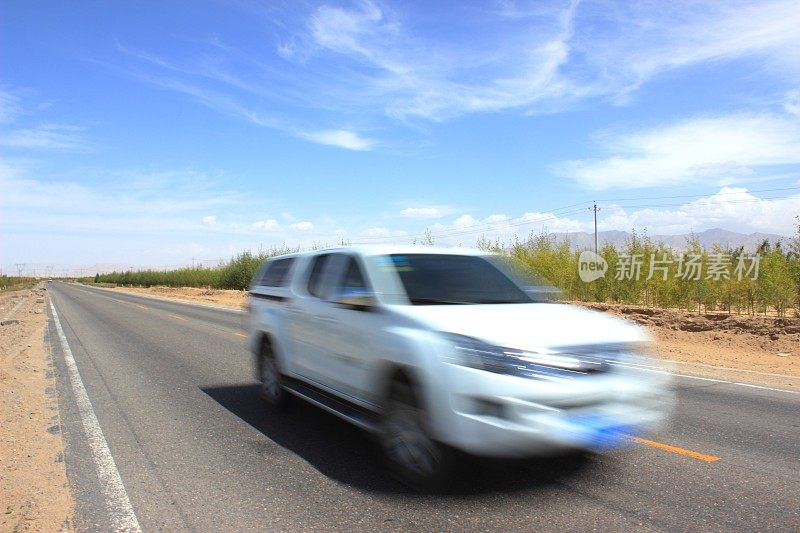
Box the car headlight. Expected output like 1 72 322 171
441 333 611 380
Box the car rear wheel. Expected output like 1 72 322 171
259 342 288 410
379 381 453 491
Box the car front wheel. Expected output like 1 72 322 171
379 381 453 491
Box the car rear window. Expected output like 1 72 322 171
258 257 295 287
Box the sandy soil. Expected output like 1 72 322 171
103 285 800 389
0 286 73 532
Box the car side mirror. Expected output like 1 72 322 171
331 288 378 310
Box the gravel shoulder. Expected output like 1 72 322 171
0 286 74 532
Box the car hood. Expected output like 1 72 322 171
390 302 650 351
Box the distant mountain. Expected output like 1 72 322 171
547 228 788 252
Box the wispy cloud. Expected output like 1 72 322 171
296 0 580 121
0 89 23 124
1 123 93 152
575 0 800 95
300 129 375 150
554 112 800 189
104 1 800 144
281 0 800 120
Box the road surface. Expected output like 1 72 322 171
46 282 799 531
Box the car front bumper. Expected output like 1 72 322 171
430 363 673 458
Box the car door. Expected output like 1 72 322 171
286 253 347 387
322 254 389 407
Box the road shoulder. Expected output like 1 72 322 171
0 286 74 532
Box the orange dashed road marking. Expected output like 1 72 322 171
233 331 247 337
167 314 186 321
627 435 720 462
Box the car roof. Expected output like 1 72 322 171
268 245 493 260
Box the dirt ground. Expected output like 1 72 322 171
0 286 73 532
105 284 800 389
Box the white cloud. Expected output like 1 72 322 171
400 206 444 219
367 188 800 247
520 211 584 233
290 221 314 230
202 215 217 225
453 214 479 228
252 219 280 231
598 188 800 236
555 113 800 189
485 213 508 223
301 129 375 150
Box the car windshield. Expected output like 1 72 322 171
388 254 534 305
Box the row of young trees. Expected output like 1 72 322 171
94 222 800 316
94 246 299 291
480 231 799 316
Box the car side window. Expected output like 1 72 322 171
339 256 368 292
306 254 332 298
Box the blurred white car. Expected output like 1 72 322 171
247 246 671 488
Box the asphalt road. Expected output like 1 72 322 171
46 282 799 532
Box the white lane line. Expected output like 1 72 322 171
609 362 799 394
49 300 142 533
659 359 800 379
731 382 800 394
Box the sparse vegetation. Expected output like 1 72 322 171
0 276 37 292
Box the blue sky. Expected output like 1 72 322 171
2 0 800 274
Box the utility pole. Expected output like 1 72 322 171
589 202 601 253
15 263 25 277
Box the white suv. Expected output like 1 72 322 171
247 246 671 488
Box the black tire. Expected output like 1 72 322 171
259 341 289 410
379 380 454 491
